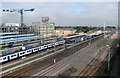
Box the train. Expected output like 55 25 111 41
63 35 91 44
0 40 65 63
0 33 103 63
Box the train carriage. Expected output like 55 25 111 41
8 53 18 60
0 55 9 63
0 40 65 63
18 51 26 57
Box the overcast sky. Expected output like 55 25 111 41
0 1 119 27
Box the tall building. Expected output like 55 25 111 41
32 17 55 38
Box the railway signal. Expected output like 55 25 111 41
2 8 35 27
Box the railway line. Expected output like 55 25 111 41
1 44 67 70
78 46 108 76
32 35 108 77
2 34 104 77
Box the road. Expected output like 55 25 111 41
32 37 112 76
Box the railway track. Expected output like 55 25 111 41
78 45 109 76
33 36 105 77
2 35 103 77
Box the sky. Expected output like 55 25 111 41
0 1 119 27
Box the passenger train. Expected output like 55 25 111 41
0 40 65 63
63 35 91 43
0 33 103 63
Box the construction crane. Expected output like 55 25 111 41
3 8 35 27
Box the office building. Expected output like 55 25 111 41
32 17 55 38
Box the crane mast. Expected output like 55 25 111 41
3 8 34 27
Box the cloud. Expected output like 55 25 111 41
1 2 118 27
1 0 119 2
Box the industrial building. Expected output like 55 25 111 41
0 23 32 34
32 17 55 38
55 26 76 36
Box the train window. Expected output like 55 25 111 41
20 52 24 54
55 42 59 46
26 49 32 54
19 51 26 57
47 44 52 48
14 54 17 56
11 55 14 57
43 45 47 49
38 46 42 50
41 46 44 50
33 47 38 52
52 43 55 47
3 57 7 60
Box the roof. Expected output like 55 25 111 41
63 35 86 39
0 34 35 39
0 32 19 35
0 36 40 44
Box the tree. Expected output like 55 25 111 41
74 26 96 33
